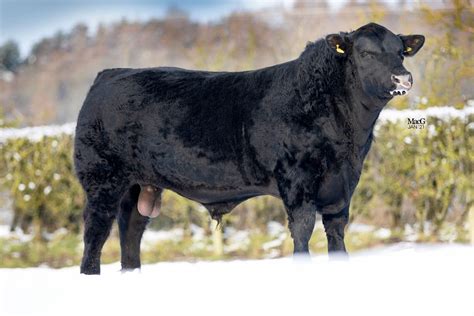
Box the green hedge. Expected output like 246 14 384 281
355 113 473 237
1 108 472 240
0 135 84 237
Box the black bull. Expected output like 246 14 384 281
74 23 424 274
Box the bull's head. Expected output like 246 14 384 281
326 23 425 101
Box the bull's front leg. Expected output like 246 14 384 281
277 174 349 256
322 205 349 255
276 166 317 256
287 204 316 254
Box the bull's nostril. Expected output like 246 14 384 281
391 75 400 84
392 74 412 89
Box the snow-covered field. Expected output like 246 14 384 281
0 244 472 316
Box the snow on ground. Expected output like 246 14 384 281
1 105 472 143
0 244 472 316
141 227 184 243
0 225 33 242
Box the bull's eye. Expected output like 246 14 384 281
360 51 374 58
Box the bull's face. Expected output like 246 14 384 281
326 23 425 100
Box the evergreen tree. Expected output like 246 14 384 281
0 40 20 72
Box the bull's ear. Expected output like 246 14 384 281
325 33 350 56
399 34 425 57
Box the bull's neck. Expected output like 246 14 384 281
294 42 386 149
338 62 387 148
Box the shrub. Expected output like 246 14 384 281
0 135 84 238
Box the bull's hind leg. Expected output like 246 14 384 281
322 206 349 255
118 185 151 271
80 185 126 274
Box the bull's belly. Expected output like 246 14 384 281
152 174 277 205
131 150 277 205
172 186 273 205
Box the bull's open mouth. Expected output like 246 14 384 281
389 89 408 96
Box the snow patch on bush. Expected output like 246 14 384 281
379 105 474 123
1 106 472 143
0 122 76 143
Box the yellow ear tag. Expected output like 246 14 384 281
336 44 345 54
405 47 412 52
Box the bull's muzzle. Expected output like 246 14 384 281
390 73 412 95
